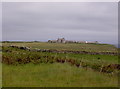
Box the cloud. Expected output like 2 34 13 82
2 2 118 44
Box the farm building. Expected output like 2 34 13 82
48 38 99 44
48 38 66 43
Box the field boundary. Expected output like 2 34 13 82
8 45 118 55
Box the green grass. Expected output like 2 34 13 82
2 46 118 64
0 53 2 88
2 63 118 87
0 63 2 88
2 42 119 87
52 53 118 64
2 46 118 67
2 42 118 52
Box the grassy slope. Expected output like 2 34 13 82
3 42 118 52
3 63 118 87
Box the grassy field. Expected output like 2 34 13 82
2 42 119 87
3 42 118 52
3 63 118 87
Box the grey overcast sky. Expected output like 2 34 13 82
2 2 118 44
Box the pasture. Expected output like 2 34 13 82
2 42 119 87
3 42 118 52
3 63 118 87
